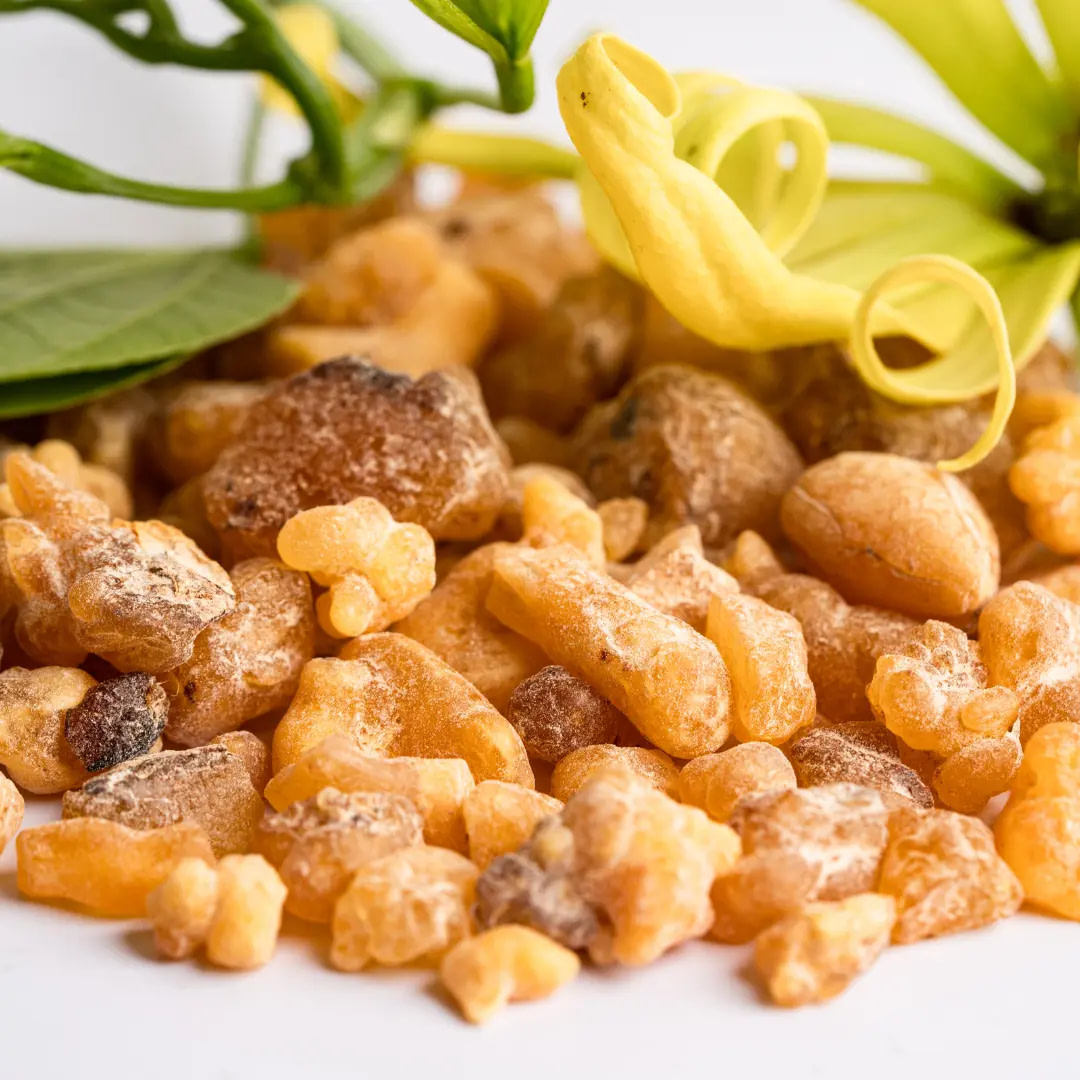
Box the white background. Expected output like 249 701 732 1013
0 0 1055 248
2 2 1079 1078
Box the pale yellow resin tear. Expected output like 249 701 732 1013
556 33 1021 471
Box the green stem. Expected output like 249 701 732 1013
342 83 429 201
267 0 532 114
238 96 269 253
1072 287 1080 348
221 0 346 201
143 0 179 35
0 130 305 211
0 0 348 204
493 56 535 114
0 0 253 69
419 81 503 111
365 85 429 150
266 0 404 80
0 0 549 214
239 97 268 189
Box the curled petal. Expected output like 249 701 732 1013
557 34 895 350
673 79 828 258
851 255 1015 473
557 34 1079 471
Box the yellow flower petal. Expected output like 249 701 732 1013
788 182 1035 287
556 34 1044 471
1036 0 1080 109
850 245 1080 472
672 72 781 241
579 67 831 283
557 34 884 350
851 254 1015 472
408 126 578 178
851 0 1074 169
896 243 1080 369
803 97 1021 208
788 182 1038 354
673 79 827 258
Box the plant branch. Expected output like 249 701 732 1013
0 0 552 212
0 0 349 202
0 129 306 210
389 77 500 112
341 82 428 201
493 56 535 114
237 95 269 252
219 0 346 199
0 0 254 69
265 0 404 80
266 0 533 113
239 97 268 188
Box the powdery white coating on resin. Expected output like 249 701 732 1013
62 745 264 856
202 359 510 557
730 784 895 902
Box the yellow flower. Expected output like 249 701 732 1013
260 3 1080 473
557 34 1023 471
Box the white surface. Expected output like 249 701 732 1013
3 798 1079 1080
1 2 1078 1078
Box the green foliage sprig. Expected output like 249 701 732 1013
0 0 549 209
0 0 556 415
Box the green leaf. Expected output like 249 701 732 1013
0 249 299 383
408 0 548 62
0 354 189 420
456 0 548 60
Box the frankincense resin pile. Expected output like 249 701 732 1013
4 184 1080 1023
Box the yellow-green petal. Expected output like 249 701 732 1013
791 182 1035 291
789 181 1041 358
803 97 1021 208
850 254 1015 472
850 0 1074 169
1035 0 1080 109
408 126 578 177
